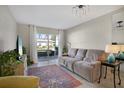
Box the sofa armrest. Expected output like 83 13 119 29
89 61 101 68
62 53 68 56
90 61 101 82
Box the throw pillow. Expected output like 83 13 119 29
75 49 87 60
68 48 77 58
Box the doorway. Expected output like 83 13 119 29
36 33 58 63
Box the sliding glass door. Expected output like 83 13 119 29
48 34 58 60
36 33 58 62
37 34 49 62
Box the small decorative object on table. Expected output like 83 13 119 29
107 54 115 63
116 45 124 60
118 52 124 59
105 45 120 63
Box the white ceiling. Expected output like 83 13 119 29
8 5 123 29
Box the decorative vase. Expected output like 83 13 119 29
107 53 115 63
118 52 124 59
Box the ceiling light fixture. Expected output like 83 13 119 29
72 5 89 17
112 20 124 31
117 21 123 27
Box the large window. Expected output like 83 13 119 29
36 33 58 52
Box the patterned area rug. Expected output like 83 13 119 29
28 65 81 88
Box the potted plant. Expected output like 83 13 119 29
27 55 34 66
63 45 68 54
22 46 27 54
0 49 21 76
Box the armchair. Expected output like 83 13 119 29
0 76 40 88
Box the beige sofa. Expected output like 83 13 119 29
59 48 103 82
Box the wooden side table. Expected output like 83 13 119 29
98 60 121 88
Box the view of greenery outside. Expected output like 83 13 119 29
36 34 58 52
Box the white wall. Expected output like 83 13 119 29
112 11 124 44
65 14 112 50
36 26 58 34
0 6 17 52
65 7 124 50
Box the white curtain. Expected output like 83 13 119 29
58 29 64 57
29 25 38 63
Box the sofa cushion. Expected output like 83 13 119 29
65 57 81 71
64 57 80 62
59 56 68 66
61 56 70 60
85 50 103 61
60 56 80 64
68 48 77 58
73 61 100 82
66 59 80 71
74 61 94 69
75 49 87 60
83 57 93 62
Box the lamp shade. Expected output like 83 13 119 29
105 45 120 53
120 45 124 52
105 44 120 63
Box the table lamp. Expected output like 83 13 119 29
105 45 120 63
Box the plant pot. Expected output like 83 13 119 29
15 63 24 75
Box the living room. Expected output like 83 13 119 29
0 0 124 91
